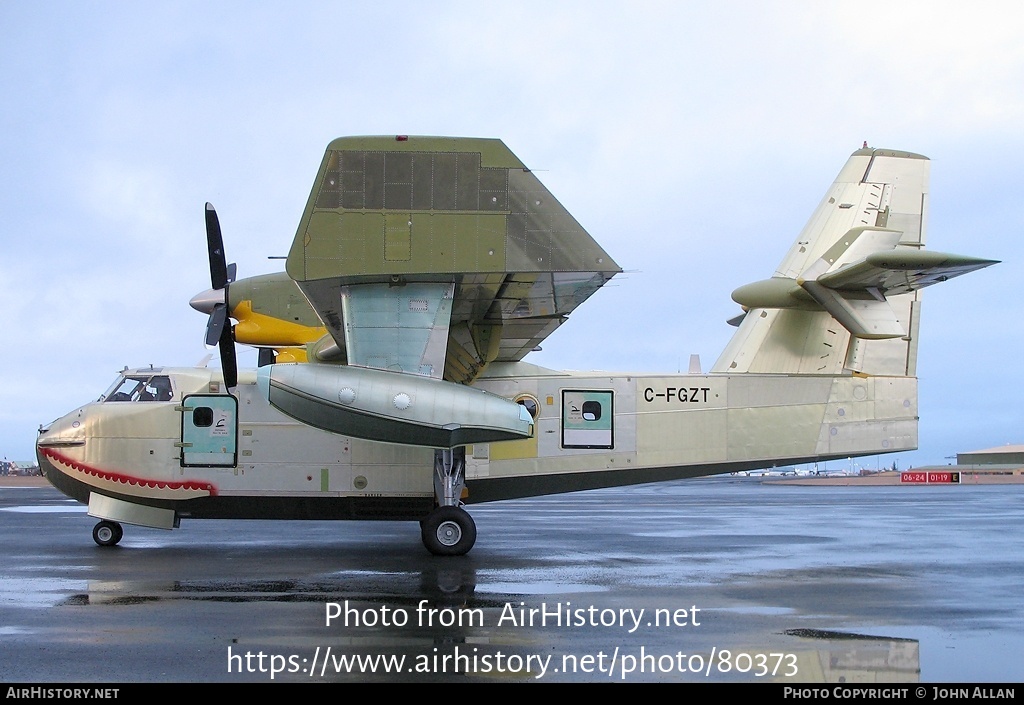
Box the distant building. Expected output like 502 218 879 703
957 445 1024 467
1 460 41 476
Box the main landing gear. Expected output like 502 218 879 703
92 520 123 547
421 447 477 556
421 505 477 556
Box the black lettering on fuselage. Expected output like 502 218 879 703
643 387 710 403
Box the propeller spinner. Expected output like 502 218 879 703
192 203 238 389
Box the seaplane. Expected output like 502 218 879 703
36 137 995 555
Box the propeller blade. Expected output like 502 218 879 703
205 203 229 290
205 303 227 347
203 202 237 389
218 325 238 389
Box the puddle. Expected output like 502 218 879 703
1 505 88 513
0 577 89 607
476 581 606 595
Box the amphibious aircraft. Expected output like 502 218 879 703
36 137 996 555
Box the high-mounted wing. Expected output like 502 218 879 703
193 136 620 449
285 136 621 384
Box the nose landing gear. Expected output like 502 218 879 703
92 520 123 547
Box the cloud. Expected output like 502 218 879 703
1 1 1021 464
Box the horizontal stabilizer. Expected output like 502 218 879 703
732 235 997 339
817 249 999 294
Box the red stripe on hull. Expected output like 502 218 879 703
40 447 218 496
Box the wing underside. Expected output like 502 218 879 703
285 137 621 384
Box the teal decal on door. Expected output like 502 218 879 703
180 394 238 467
562 390 613 449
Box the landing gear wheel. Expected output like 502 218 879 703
92 520 123 547
421 506 476 556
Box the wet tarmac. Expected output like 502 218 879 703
1 477 1022 683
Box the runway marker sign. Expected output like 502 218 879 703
900 471 961 484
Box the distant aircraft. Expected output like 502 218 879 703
36 137 996 555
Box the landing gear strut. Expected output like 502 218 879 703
92 520 123 547
421 447 476 556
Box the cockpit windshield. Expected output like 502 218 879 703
102 375 174 402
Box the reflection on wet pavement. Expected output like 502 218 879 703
2 479 1022 681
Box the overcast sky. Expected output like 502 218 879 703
2 2 1020 468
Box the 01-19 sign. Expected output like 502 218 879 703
901 471 961 484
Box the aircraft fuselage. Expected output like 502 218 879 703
37 363 917 527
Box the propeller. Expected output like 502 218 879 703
200 203 238 389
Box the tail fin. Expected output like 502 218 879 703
712 148 996 376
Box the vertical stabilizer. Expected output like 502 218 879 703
713 148 931 377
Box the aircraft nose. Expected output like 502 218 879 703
189 287 225 314
36 425 55 449
36 413 86 451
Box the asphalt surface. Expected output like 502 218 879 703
1 477 1022 683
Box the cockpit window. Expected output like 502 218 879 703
103 375 173 402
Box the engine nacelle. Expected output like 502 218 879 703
256 364 533 448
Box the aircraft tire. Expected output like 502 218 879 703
421 506 476 556
92 520 123 547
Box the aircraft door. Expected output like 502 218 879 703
561 390 614 449
180 394 238 467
